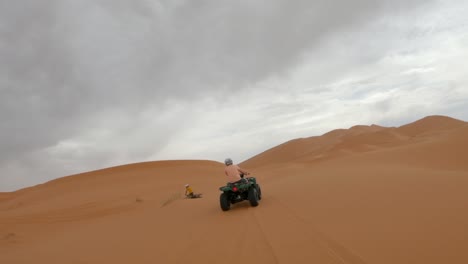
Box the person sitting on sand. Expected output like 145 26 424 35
185 184 202 198
185 184 195 198
224 158 250 183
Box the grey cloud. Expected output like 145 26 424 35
1 0 81 161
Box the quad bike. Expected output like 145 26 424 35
219 176 262 211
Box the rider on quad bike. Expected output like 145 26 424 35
224 158 250 183
219 158 262 211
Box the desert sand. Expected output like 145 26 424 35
1 115 467 264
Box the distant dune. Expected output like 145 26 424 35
1 115 467 264
242 115 467 168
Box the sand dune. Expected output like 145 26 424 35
1 115 467 264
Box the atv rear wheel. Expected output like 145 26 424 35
248 187 259 207
256 184 262 200
220 193 231 211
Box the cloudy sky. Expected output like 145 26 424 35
1 0 467 191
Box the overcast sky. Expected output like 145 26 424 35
1 0 467 191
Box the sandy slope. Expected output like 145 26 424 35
1 115 467 264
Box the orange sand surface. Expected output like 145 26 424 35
1 115 467 264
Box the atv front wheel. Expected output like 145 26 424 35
220 193 231 211
248 187 259 207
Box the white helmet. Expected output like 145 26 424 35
224 158 233 165
185 184 189 187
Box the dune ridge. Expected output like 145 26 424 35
1 115 467 264
242 115 467 168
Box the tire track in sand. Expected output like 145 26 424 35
247 195 341 264
249 210 280 264
269 196 368 264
